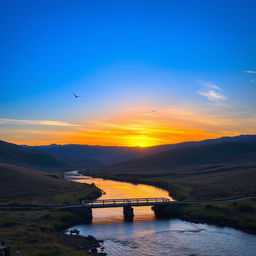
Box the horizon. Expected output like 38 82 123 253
4 133 256 148
1 0 256 147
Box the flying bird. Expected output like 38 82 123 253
73 93 82 98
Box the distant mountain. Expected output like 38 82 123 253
25 144 168 164
25 135 256 166
109 135 256 171
0 140 101 172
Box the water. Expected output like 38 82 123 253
65 171 256 256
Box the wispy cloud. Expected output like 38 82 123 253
197 81 226 101
198 90 226 101
198 80 222 91
244 70 256 74
0 118 79 127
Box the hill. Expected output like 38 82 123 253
25 135 256 166
108 136 256 172
0 140 102 172
25 144 166 164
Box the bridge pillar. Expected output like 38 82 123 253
152 205 169 219
84 207 93 223
123 205 134 221
70 207 93 223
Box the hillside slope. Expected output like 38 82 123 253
25 144 163 164
0 140 102 172
109 140 256 171
26 135 256 165
0 162 101 205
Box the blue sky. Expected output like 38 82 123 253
1 0 256 145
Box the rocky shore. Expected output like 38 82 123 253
56 232 107 256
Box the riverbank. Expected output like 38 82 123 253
83 169 256 235
0 208 107 256
0 173 105 256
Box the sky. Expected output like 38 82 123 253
1 0 256 147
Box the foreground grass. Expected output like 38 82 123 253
0 183 102 256
93 167 256 233
0 209 88 256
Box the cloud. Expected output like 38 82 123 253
0 118 79 127
244 70 256 74
198 90 226 101
198 81 222 91
197 81 226 101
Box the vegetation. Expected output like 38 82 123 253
0 208 95 256
163 200 256 234
92 166 256 234
139 167 256 201
0 171 102 255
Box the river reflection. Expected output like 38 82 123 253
66 171 256 256
65 171 173 222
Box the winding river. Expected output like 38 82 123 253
65 171 256 256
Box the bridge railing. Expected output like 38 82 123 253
82 197 170 206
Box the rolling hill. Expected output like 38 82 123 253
25 135 256 167
0 162 78 199
0 140 101 172
25 144 167 164
108 136 256 172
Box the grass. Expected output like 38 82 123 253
0 209 87 256
0 180 102 256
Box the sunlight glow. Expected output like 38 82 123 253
2 106 252 146
127 135 156 147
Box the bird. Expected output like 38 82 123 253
73 93 82 98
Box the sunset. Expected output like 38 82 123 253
1 1 256 255
0 105 247 147
1 1 256 147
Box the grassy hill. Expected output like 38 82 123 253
0 162 101 205
0 141 103 256
25 144 167 164
25 135 256 167
0 140 102 172
109 140 256 172
0 161 102 256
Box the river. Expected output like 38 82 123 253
65 171 256 256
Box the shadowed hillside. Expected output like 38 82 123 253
0 162 101 205
109 139 256 172
25 135 256 166
0 140 102 172
25 144 165 164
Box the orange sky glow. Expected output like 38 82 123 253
1 106 250 147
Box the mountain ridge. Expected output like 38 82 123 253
23 134 256 166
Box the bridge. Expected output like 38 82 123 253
2 195 256 222
81 197 172 220
81 197 171 208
